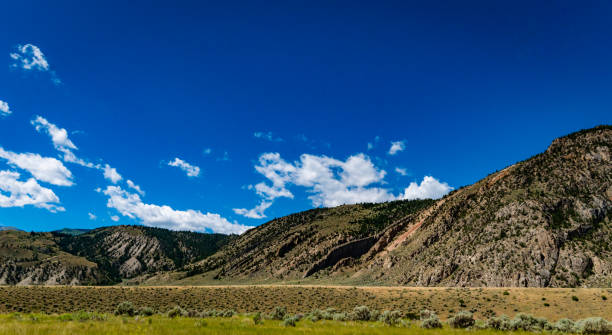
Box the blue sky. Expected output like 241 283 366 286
0 1 610 233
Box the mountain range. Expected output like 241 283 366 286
1 125 610 287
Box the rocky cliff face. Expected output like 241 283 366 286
57 225 231 283
357 126 612 287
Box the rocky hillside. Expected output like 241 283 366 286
173 199 434 283
0 226 232 285
356 125 612 287
0 230 102 285
55 226 232 283
168 125 611 288
2 126 610 288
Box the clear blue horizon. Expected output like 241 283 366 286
0 1 610 234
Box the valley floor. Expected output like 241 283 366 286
0 286 609 321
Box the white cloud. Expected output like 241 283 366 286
0 148 73 186
126 179 144 195
236 152 453 218
254 131 283 142
10 44 49 71
0 100 12 116
253 182 293 200
168 158 200 177
388 140 405 155
395 167 408 176
31 116 75 150
10 44 61 84
288 153 392 207
88 212 97 220
102 186 251 234
233 200 272 219
234 152 395 218
203 148 212 155
399 176 453 200
110 215 120 222
0 170 64 212
31 116 97 169
103 164 122 183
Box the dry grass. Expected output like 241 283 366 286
0 286 609 321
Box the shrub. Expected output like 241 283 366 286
379 310 402 326
421 314 443 329
114 301 135 316
486 315 512 331
167 306 188 318
199 310 215 317
252 312 263 325
351 306 371 321
510 313 550 331
369 309 381 321
575 317 611 334
400 320 411 328
332 312 349 321
420 309 435 321
283 316 298 327
404 310 420 320
307 309 324 322
221 310 235 318
324 308 337 318
448 311 475 329
269 306 287 320
554 318 576 333
572 296 580 301
138 307 155 316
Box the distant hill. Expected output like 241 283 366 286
53 228 91 236
0 226 23 232
0 230 103 285
55 225 232 283
0 225 232 285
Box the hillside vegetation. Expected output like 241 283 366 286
0 126 610 288
157 125 612 287
168 199 435 284
358 126 612 287
0 226 231 285
0 230 102 285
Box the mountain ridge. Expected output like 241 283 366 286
146 125 611 287
0 125 610 287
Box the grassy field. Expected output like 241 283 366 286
0 286 609 321
0 314 541 335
